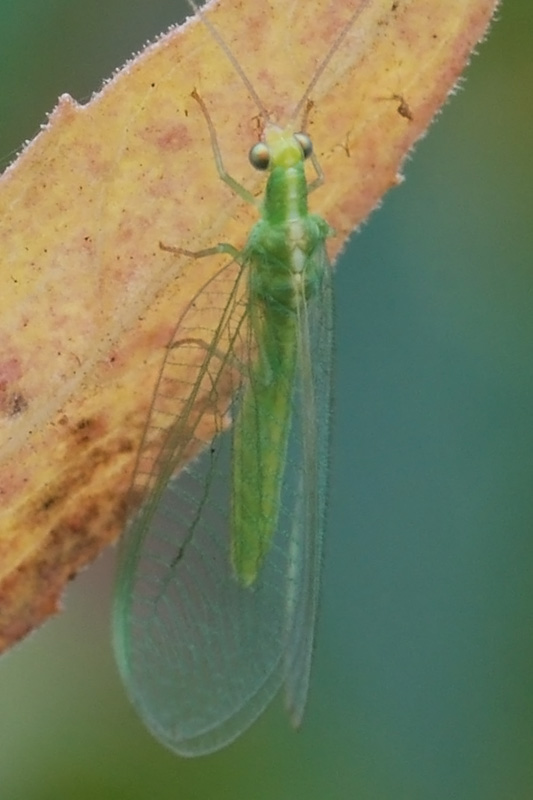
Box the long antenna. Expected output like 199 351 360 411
186 0 269 119
291 0 374 122
186 0 375 130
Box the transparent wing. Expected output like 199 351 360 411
283 245 333 725
113 245 333 756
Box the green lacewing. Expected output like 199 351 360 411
113 0 373 756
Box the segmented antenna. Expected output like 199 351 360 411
186 0 375 128
186 0 269 119
291 0 374 122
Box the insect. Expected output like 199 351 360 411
113 0 373 756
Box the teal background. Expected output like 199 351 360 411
1 1 533 798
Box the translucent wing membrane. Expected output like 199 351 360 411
113 244 333 756
283 259 333 723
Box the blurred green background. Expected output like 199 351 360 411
1 1 532 798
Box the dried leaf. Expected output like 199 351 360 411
0 0 498 650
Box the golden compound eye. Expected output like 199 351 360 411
249 142 270 170
294 132 313 160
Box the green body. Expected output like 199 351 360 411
232 154 332 585
113 122 334 755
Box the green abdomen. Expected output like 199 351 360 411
231 305 296 587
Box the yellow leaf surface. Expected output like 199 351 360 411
0 0 498 651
